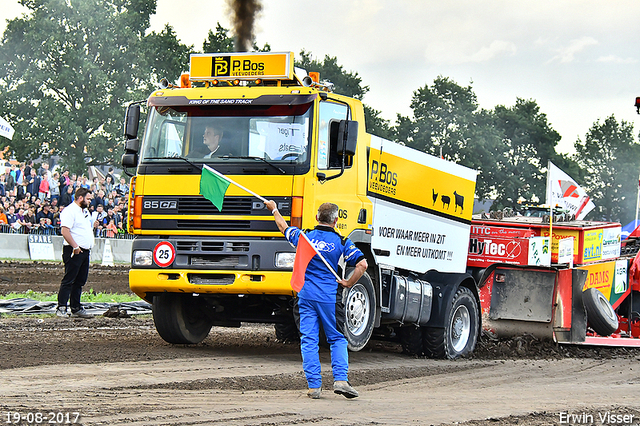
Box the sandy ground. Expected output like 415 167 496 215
1 261 640 426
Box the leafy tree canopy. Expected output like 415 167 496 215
0 0 191 174
574 115 640 223
295 50 391 138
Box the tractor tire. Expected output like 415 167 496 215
152 293 212 344
422 286 479 359
583 288 618 336
399 325 424 356
341 271 375 351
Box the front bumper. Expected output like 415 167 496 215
129 269 295 300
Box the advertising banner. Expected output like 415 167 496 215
369 136 476 273
601 226 621 260
528 236 551 266
468 225 535 267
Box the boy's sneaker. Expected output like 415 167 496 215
70 308 92 319
307 387 321 399
333 381 359 398
56 307 69 317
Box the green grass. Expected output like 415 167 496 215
0 289 141 303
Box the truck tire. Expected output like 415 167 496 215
274 321 300 342
152 293 212 344
583 288 618 336
342 271 375 352
399 325 424 356
422 286 479 359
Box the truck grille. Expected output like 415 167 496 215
190 255 245 267
178 197 253 215
188 274 236 285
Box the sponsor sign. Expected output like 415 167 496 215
468 225 535 267
583 229 603 262
28 234 56 261
580 261 615 299
528 236 551 266
468 236 530 267
557 237 574 266
540 229 580 264
190 52 293 81
601 226 621 260
580 259 628 307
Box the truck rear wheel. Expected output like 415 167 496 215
342 271 375 351
399 325 423 356
422 286 479 359
583 288 618 336
152 293 212 344
274 321 300 342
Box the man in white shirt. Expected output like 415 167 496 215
57 187 95 318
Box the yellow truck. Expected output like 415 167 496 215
122 52 480 358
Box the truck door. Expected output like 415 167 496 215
312 100 362 237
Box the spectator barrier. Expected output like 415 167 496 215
0 233 133 263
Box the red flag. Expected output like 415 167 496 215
290 233 317 292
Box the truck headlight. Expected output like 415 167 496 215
275 252 296 268
133 250 153 266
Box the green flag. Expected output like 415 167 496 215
199 166 230 211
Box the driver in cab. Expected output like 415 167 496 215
203 123 223 158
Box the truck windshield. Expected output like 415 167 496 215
140 104 312 166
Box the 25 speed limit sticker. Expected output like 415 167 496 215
153 241 176 267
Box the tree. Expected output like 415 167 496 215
574 115 640 223
0 0 191 174
393 76 502 199
295 50 392 138
491 98 563 208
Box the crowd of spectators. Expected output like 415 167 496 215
0 162 130 238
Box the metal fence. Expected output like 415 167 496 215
0 224 135 239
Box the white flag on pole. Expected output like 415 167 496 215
0 117 15 140
546 161 595 220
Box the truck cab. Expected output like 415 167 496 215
122 52 481 358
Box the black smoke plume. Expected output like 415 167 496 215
229 0 262 52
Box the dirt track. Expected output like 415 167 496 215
1 261 640 425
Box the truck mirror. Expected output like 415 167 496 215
125 138 140 152
332 120 358 156
124 104 140 140
121 152 138 168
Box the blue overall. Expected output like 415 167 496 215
285 225 365 388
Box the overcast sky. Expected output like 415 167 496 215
3 0 640 153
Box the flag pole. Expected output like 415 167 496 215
203 164 268 203
301 232 341 281
636 173 640 229
547 161 553 242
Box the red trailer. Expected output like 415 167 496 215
468 215 640 347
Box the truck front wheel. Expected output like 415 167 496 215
342 271 375 351
152 293 213 344
422 286 479 359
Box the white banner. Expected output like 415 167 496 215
371 199 471 274
0 116 15 140
546 161 595 220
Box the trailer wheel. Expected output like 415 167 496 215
583 288 618 336
399 325 423 356
422 287 479 359
152 293 212 344
342 271 375 351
